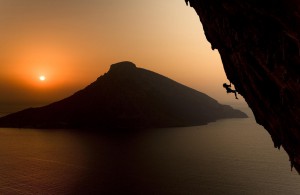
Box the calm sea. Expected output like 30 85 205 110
0 106 299 194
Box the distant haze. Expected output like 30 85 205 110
0 0 245 112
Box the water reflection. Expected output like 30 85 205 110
0 115 300 194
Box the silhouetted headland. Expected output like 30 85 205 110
0 61 247 129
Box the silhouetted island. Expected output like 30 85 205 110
0 61 247 129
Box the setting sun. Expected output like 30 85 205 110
39 75 46 81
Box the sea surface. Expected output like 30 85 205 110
0 106 299 194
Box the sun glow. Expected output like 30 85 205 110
39 75 46 81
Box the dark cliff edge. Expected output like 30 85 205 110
0 61 246 130
186 0 300 171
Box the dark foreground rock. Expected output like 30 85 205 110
0 61 246 129
186 0 300 171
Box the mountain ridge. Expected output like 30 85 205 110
0 61 247 129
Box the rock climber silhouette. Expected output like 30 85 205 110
223 82 238 99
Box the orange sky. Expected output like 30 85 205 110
0 0 244 112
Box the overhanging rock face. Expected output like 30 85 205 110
186 0 300 171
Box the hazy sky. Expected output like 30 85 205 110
0 0 243 112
